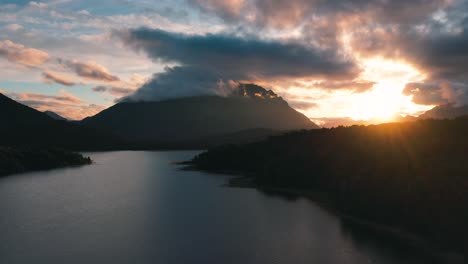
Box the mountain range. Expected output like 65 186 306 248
1 84 318 149
82 84 318 145
418 104 468 120
0 93 120 150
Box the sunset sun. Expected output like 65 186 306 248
347 58 432 121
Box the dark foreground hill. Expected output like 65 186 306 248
191 117 468 251
0 93 121 150
44 110 67 121
82 84 319 144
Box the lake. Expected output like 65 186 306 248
0 151 459 263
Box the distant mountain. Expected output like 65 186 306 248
0 93 121 150
44 110 67 121
82 84 319 144
419 104 468 120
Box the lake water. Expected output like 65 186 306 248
0 151 460 264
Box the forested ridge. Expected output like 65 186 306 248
0 147 91 177
192 117 468 250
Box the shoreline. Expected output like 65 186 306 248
0 147 92 177
226 176 465 263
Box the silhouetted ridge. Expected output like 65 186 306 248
82 84 319 144
419 103 468 120
44 110 67 121
0 146 91 177
0 93 122 150
233 83 279 99
191 118 468 251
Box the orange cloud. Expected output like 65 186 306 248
59 59 120 82
193 0 245 20
6 90 105 120
0 40 49 66
42 70 76 86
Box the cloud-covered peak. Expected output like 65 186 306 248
118 28 358 102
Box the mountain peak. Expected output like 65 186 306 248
419 103 468 120
233 83 279 100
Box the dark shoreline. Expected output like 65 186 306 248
0 147 92 177
178 162 465 263
226 176 465 263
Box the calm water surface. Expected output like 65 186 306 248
0 151 458 263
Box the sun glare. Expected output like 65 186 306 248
347 58 433 121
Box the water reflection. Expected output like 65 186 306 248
0 151 462 264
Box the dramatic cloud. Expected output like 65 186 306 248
42 71 76 86
1 0 467 123
59 59 120 82
121 28 356 79
190 0 468 113
191 0 450 28
0 40 49 66
404 81 468 106
118 28 358 101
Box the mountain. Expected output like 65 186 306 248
44 110 67 121
82 84 319 144
419 104 468 120
0 93 121 150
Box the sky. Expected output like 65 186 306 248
1 0 467 126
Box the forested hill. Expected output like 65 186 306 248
0 147 91 177
191 117 468 251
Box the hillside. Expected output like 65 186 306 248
0 93 122 150
0 147 91 177
44 110 67 121
191 118 468 250
82 84 318 143
419 104 468 120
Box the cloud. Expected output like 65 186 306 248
42 70 75 86
8 90 82 104
92 85 135 97
0 4 17 10
28 2 48 9
404 80 468 106
118 28 358 101
192 0 245 21
120 28 356 79
352 1 468 106
291 80 375 93
0 40 49 66
3 24 23 31
6 90 105 120
92 85 107 92
191 0 450 28
108 86 134 97
77 9 91 16
58 59 120 82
